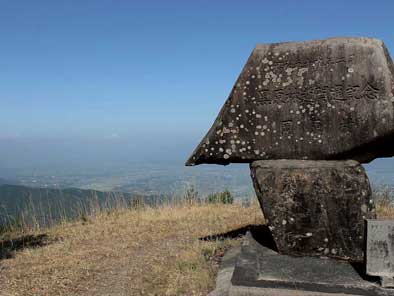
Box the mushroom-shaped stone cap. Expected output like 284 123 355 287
186 37 394 166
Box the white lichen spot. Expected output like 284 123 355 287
282 220 287 225
230 108 236 113
348 68 354 73
305 233 313 237
223 154 229 159
285 68 294 75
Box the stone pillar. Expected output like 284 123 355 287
250 159 376 262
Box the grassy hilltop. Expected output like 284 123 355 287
0 200 263 296
0 190 393 296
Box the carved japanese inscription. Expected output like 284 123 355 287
186 37 394 166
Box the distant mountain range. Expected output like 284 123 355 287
0 178 17 186
0 184 165 227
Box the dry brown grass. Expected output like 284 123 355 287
375 201 394 219
0 201 263 296
1 195 394 296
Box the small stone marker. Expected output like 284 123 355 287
366 220 394 288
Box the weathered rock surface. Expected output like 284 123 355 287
186 37 394 166
366 220 394 287
250 159 376 261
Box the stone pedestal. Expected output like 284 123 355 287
208 232 394 296
250 159 376 261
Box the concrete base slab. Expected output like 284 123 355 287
210 232 394 296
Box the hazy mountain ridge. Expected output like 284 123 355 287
0 184 164 227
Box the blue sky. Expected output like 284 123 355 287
1 0 394 169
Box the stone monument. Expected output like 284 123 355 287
187 37 394 295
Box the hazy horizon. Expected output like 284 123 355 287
1 1 394 176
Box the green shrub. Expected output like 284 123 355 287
207 190 233 204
